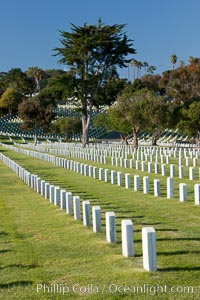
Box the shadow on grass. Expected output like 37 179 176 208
176 237 200 241
115 215 144 219
157 237 200 242
141 222 162 226
86 197 100 202
158 266 200 272
93 201 108 206
0 231 9 236
156 228 178 232
0 149 8 152
0 263 39 271
0 249 13 254
0 281 33 289
158 250 200 256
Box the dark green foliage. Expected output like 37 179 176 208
53 19 136 146
1 68 34 96
178 101 200 141
102 85 171 147
18 97 55 144
38 71 75 101
52 116 82 141
0 88 24 113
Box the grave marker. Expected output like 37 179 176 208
106 212 116 243
121 220 134 257
142 227 157 272
92 206 102 233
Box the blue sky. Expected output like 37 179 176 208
1 0 200 79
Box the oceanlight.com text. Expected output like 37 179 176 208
36 283 196 296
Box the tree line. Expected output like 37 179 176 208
0 19 200 147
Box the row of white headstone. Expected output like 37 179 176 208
0 152 156 272
13 142 200 181
43 141 199 158
1 143 200 205
15 141 200 165
37 142 199 157
111 159 200 180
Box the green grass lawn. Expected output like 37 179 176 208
0 146 200 299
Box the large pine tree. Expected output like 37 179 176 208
53 19 136 147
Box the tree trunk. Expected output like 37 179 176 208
132 131 138 149
120 134 129 145
81 108 91 148
195 130 200 148
151 130 162 146
34 133 38 146
35 75 41 90
82 120 89 147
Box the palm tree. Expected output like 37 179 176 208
143 61 149 75
128 62 131 81
170 54 177 69
179 60 185 68
147 65 156 75
136 61 143 78
130 59 137 80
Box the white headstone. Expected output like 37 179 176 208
179 183 187 202
143 176 149 194
105 169 109 182
92 206 102 232
136 161 140 170
166 155 170 164
84 164 89 176
49 185 55 203
185 157 190 166
54 186 60 206
170 164 175 177
193 158 197 167
106 212 116 243
154 163 159 174
130 159 134 169
121 220 134 257
142 227 157 272
117 172 122 186
189 167 194 180
36 177 41 194
99 168 103 181
44 182 50 199
111 170 116 184
93 167 97 179
89 165 93 177
179 166 184 179
41 180 46 196
167 177 173 199
161 164 166 176
115 157 119 166
73 196 81 220
60 189 66 209
66 192 73 214
82 200 90 226
124 159 128 168
141 161 145 172
154 179 160 197
148 162 152 173
125 173 130 189
134 175 140 191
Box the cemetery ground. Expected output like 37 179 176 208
0 143 200 299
